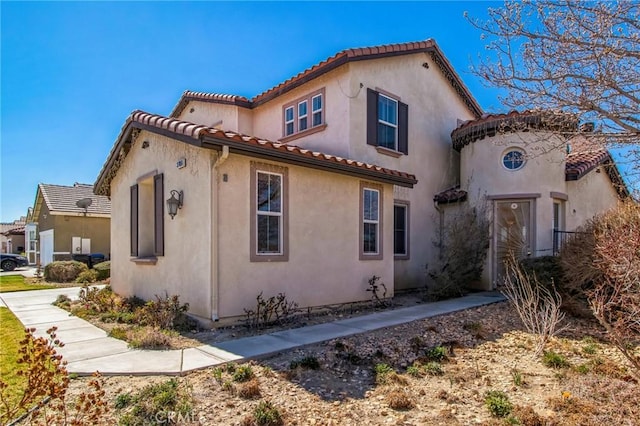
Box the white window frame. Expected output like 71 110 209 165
312 94 323 127
284 106 295 136
378 94 398 151
282 88 325 139
256 171 283 255
363 188 380 255
298 100 308 132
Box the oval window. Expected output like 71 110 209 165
502 149 526 171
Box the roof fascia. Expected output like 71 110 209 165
201 135 417 188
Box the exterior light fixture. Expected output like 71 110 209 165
166 190 183 220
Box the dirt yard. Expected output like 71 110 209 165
63 301 640 425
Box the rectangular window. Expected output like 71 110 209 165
394 203 409 258
312 94 322 126
257 172 282 254
251 163 289 262
282 88 325 139
378 94 398 150
367 88 408 154
284 106 294 136
360 182 383 260
298 101 308 132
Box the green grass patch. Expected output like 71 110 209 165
0 275 55 293
0 307 27 408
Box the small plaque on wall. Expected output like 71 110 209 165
177 158 187 169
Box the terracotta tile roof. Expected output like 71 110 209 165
2 226 25 236
94 111 417 196
565 149 610 180
169 39 483 119
433 186 468 204
38 183 111 216
451 110 578 151
170 91 251 117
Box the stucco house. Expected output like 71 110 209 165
435 111 629 285
1 217 26 254
28 183 111 266
94 39 627 323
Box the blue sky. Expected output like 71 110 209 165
2 1 520 222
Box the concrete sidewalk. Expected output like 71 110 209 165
0 287 505 376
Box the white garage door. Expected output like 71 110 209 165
40 230 54 266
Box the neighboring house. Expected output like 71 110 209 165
1 217 26 254
435 111 629 286
29 183 111 266
94 39 625 323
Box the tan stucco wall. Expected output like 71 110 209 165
251 66 352 157
51 215 110 256
461 132 568 286
35 203 110 258
566 167 620 230
110 131 214 318
459 131 621 286
110 131 395 320
346 54 476 290
215 154 394 318
176 101 242 131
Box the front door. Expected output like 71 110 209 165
494 200 533 285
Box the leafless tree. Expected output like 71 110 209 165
466 0 640 185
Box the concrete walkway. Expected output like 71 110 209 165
0 287 505 376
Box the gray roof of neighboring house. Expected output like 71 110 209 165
38 183 111 216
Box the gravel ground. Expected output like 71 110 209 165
60 301 640 425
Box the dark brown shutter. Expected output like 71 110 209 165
366 88 378 146
154 173 164 256
398 101 408 154
130 184 138 257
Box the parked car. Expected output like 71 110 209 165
1 253 29 271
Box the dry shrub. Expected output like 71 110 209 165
135 293 193 331
75 269 98 284
237 379 261 399
127 328 173 349
512 405 544 426
501 253 566 356
562 202 640 376
44 261 89 282
385 387 414 410
427 200 491 300
0 327 107 425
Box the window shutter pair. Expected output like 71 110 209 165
366 88 409 154
130 173 164 257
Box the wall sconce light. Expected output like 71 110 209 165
166 190 183 220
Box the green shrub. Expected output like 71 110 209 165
75 269 98 284
114 392 132 409
44 261 88 282
232 365 255 383
117 379 192 425
406 364 423 377
252 401 283 426
485 390 513 417
93 261 111 281
542 350 570 369
423 361 444 376
134 293 192 331
424 345 448 362
108 327 128 341
79 285 119 313
519 256 563 290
